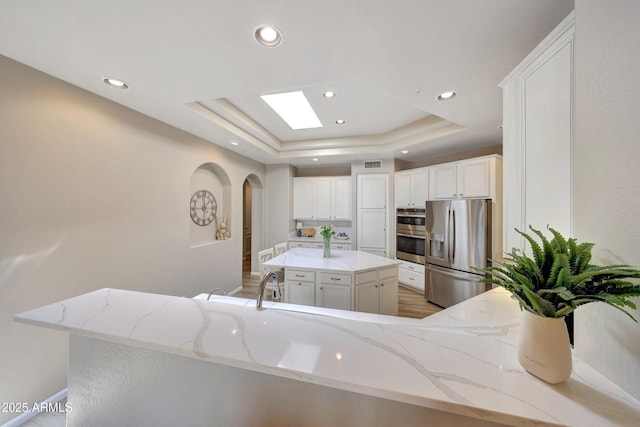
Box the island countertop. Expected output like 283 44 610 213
14 287 640 426
263 248 400 272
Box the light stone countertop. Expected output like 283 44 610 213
14 287 640 426
264 248 400 272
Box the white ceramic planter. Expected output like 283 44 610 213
517 309 572 384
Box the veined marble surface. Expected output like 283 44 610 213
264 248 400 272
15 288 640 426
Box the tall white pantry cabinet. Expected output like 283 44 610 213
500 12 574 254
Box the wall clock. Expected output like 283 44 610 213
190 190 217 226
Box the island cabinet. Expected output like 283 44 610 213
284 269 316 306
267 248 399 315
355 267 398 315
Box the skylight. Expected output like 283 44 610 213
260 91 323 130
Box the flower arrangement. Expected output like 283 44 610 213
319 225 336 239
476 226 640 320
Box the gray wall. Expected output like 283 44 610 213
0 55 265 423
573 0 640 400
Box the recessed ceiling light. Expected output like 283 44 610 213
312 158 318 162
437 91 456 101
254 25 282 47
323 91 336 98
401 150 409 154
261 91 322 130
102 77 129 89
230 141 240 146
335 119 345 124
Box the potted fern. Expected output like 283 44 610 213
476 226 640 384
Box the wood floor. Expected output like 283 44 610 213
235 270 442 319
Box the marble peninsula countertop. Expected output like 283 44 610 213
264 247 400 272
14 287 640 426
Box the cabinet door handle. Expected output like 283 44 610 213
375 285 378 288
297 282 302 286
320 286 324 290
380 283 384 287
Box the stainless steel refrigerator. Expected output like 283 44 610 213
424 199 491 308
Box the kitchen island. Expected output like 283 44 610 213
264 248 400 315
14 288 640 426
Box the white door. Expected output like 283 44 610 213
293 178 315 219
395 172 412 208
355 282 378 313
314 177 333 220
429 164 457 200
358 174 387 209
317 284 351 310
358 210 386 252
457 158 491 198
410 169 429 207
285 281 315 306
332 177 352 220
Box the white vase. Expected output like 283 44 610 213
517 309 572 384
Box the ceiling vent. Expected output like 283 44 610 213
363 160 382 169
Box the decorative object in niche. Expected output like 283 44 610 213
216 216 230 240
190 190 217 226
476 226 640 384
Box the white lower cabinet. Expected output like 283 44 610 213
281 266 398 315
355 271 378 313
354 268 398 315
289 240 352 250
398 261 425 292
284 269 316 306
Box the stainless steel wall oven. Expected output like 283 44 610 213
396 208 426 264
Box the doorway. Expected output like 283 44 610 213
242 174 264 275
242 179 252 273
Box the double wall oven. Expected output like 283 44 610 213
396 208 426 264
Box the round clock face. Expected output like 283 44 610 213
190 190 217 226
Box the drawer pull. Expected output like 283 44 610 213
295 274 305 278
409 276 415 281
408 265 415 270
297 282 302 286
330 277 341 281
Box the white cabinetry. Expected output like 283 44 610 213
289 240 352 250
354 268 398 315
357 174 388 257
317 272 352 310
293 176 352 220
397 261 424 292
429 157 496 200
500 14 574 253
395 168 428 208
284 269 316 306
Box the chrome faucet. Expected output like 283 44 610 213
257 270 282 308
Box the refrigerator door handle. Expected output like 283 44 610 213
451 208 456 264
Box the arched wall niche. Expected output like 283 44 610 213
243 174 264 273
190 162 231 247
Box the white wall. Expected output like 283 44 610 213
0 55 265 423
573 0 640 401
264 164 295 249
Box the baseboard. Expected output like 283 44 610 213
227 285 243 296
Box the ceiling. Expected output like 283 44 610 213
0 0 574 168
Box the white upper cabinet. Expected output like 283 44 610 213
395 168 428 208
500 12 574 254
332 176 352 220
429 156 498 200
358 174 387 209
293 177 315 220
293 176 352 220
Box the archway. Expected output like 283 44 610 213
243 174 264 274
